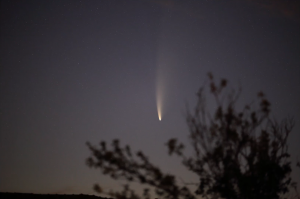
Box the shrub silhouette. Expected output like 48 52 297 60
86 74 298 199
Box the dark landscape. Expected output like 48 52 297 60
0 193 107 199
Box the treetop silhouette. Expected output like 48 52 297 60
86 73 298 199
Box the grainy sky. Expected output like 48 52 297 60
0 0 299 196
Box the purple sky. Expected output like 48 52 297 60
1 0 299 196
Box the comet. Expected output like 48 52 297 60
157 102 162 121
156 86 163 121
155 46 172 122
156 69 165 122
155 15 175 122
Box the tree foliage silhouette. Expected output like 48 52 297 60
86 74 298 199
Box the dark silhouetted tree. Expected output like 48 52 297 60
86 74 298 199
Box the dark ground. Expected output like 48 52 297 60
0 193 109 199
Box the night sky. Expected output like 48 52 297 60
0 0 299 196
